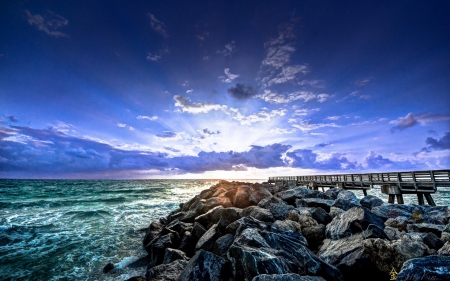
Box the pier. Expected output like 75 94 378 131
268 170 450 206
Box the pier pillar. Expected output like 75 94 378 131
381 184 404 204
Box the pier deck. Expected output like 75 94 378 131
268 170 450 206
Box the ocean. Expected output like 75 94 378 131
0 179 449 281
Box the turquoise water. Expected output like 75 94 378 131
0 179 448 281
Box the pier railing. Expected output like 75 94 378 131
268 170 450 206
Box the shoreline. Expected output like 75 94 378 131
106 180 450 281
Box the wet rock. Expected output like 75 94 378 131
143 220 164 246
277 187 314 205
103 263 114 274
147 233 175 267
127 256 151 268
146 259 188 281
371 204 424 222
311 207 333 225
360 195 384 210
241 206 275 222
226 216 270 236
268 203 295 220
303 190 333 200
195 223 222 252
178 250 230 281
384 226 404 240
213 234 235 258
234 185 253 208
423 233 445 250
407 223 446 237
195 206 242 229
362 236 428 274
438 241 450 255
397 255 450 281
302 224 326 251
252 274 326 281
164 220 193 238
288 209 318 230
203 196 232 213
318 233 386 281
326 206 385 240
296 198 334 212
163 248 188 264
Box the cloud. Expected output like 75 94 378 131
255 90 330 104
25 10 69 38
117 123 127 128
216 41 236 57
261 65 309 87
219 68 239 83
419 132 450 152
325 116 344 121
315 142 333 148
6 116 18 122
199 128 220 135
292 107 320 116
173 95 227 114
269 128 297 134
164 146 180 153
291 120 340 132
355 77 373 86
298 80 325 88
228 108 286 125
156 131 178 139
261 44 296 70
390 113 450 132
265 18 298 47
227 83 256 100
137 115 158 121
146 46 169 62
286 149 358 170
186 89 193 94
147 13 168 37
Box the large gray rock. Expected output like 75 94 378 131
318 233 386 281
302 224 326 251
258 196 286 208
370 204 449 224
241 206 275 222
178 231 196 257
423 232 445 250
438 241 450 255
178 250 230 281
324 188 344 200
143 220 164 246
195 206 241 229
213 234 235 258
277 187 315 205
146 259 188 281
234 185 253 208
362 236 429 274
249 185 273 205
325 206 385 240
163 248 188 264
331 198 360 212
288 209 318 231
385 216 409 231
296 198 334 212
268 203 295 220
397 255 450 281
147 233 176 267
195 223 222 252
252 274 326 281
203 196 233 213
407 223 446 237
311 207 333 226
360 195 384 210
273 220 303 233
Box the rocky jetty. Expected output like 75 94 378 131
115 180 450 281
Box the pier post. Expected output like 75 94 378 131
381 184 404 204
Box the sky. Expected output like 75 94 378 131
1 0 449 179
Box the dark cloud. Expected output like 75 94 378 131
315 142 333 148
164 146 180 153
201 128 220 135
286 149 358 170
390 113 417 132
420 132 450 152
363 151 416 170
227 83 256 100
156 131 178 138
7 116 18 122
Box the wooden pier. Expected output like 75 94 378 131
268 170 450 206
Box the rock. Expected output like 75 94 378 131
163 248 188 264
438 241 450 255
273 220 303 233
318 233 386 281
227 227 342 281
178 231 196 257
442 232 450 242
325 206 385 240
195 223 223 252
234 185 253 208
360 195 384 210
195 206 242 229
302 224 326 251
252 274 326 281
241 206 275 222
226 216 270 236
324 188 344 200
257 196 285 208
127 256 151 268
303 190 333 200
277 187 314 205
331 198 360 211
146 259 188 281
249 185 273 205
362 236 428 274
143 220 164 246
125 277 145 281
203 196 232 213
397 255 450 281
384 226 404 240
407 223 446 237
268 203 295 220
191 222 206 239
147 233 175 267
329 207 344 218
371 204 424 222
103 262 114 274
288 209 318 230
164 220 193 238
385 216 409 232
296 198 334 212
178 250 230 281
423 233 445 250
213 234 235 258
311 207 333 225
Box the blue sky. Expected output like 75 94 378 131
1 0 449 179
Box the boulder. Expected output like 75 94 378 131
362 236 429 274
311 207 333 225
360 195 384 210
384 226 404 241
191 222 206 239
163 248 188 264
226 216 270 236
423 233 445 251
324 188 344 200
241 206 275 222
296 198 334 212
249 185 273 205
268 203 295 220
203 196 232 213
213 234 235 258
407 223 446 237
329 207 344 218
318 233 386 281
273 220 303 233
397 255 450 281
288 209 318 230
146 259 188 281
277 187 314 205
331 198 360 212
371 204 424 222
252 274 326 281
178 250 230 281
143 220 164 246
147 233 176 267
325 206 385 240
195 223 222 252
303 191 333 200
178 231 196 257
257 196 286 208
385 216 409 232
195 206 242 229
438 241 450 255
234 185 253 208
301 224 326 251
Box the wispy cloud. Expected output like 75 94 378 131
261 64 309 87
186 89 193 94
137 115 158 121
117 123 134 130
173 95 227 114
198 128 220 136
255 90 332 104
298 80 325 88
219 68 239 83
269 127 297 134
390 112 450 132
228 108 286 125
216 41 236 57
156 131 179 139
291 119 340 132
261 44 295 70
25 10 69 38
355 77 373 86
292 107 320 116
146 46 169 62
227 83 255 100
147 13 168 37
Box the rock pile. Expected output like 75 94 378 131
116 180 450 281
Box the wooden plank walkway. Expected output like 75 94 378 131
268 170 450 206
